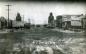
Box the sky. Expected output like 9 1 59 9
0 1 86 24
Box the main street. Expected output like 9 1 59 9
0 28 86 54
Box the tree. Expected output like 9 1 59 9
48 12 54 28
0 16 7 29
16 13 22 21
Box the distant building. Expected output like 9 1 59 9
43 24 48 28
12 20 25 29
56 16 62 28
48 12 55 28
61 14 84 30
71 15 84 29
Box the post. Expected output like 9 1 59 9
5 4 12 28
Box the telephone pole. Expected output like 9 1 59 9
5 4 12 28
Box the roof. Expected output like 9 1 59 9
61 14 83 22
71 15 85 20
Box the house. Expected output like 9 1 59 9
12 20 25 29
71 15 83 29
61 14 84 30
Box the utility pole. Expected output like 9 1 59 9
5 5 13 54
5 4 12 28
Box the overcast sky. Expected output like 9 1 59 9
0 2 86 24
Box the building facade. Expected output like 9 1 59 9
12 20 25 28
56 16 62 28
70 15 83 29
59 14 84 30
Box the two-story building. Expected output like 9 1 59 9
71 15 84 29
56 16 62 28
61 14 84 30
62 15 71 30
12 13 25 29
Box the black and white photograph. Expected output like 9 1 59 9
0 0 86 54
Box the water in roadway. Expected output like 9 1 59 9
0 28 86 54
